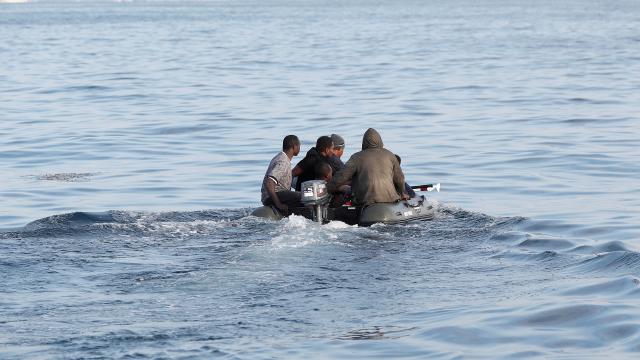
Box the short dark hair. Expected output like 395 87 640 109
316 136 333 152
315 162 332 179
283 135 300 151
395 154 401 165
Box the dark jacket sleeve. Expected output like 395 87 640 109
294 156 311 174
392 156 406 195
328 155 344 173
328 156 356 193
405 183 416 197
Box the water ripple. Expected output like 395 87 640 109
2 1 640 358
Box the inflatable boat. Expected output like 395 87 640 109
251 180 435 226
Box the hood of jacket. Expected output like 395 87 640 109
362 128 384 150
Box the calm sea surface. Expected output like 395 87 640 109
1 1 640 358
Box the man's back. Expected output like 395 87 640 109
261 151 292 204
293 136 334 191
329 128 405 206
346 148 403 205
294 147 324 191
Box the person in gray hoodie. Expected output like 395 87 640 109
328 128 408 206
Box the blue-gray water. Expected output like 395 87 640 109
1 1 640 358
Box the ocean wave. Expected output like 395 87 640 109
5 209 250 240
25 172 99 182
562 276 640 297
517 235 575 250
568 240 632 255
573 251 640 275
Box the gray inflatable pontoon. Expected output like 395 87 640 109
251 194 434 226
357 196 434 226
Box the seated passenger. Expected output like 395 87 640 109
395 155 417 198
315 161 332 183
327 133 346 174
292 135 334 191
328 128 409 206
315 162 350 207
261 135 302 213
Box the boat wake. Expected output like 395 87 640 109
3 203 638 280
2 204 640 358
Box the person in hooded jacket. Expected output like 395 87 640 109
292 135 334 191
328 128 409 206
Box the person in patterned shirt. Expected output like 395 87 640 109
261 135 302 212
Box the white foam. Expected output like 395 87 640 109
324 220 357 229
281 214 313 229
268 216 370 249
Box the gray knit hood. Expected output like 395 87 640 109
362 128 384 150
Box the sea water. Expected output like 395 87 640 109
1 1 640 358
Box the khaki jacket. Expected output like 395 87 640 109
328 128 405 206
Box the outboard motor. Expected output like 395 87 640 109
300 180 329 223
